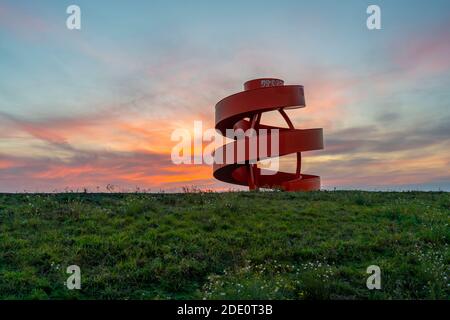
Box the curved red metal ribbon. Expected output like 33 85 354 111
213 78 324 191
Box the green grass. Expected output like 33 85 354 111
0 191 448 300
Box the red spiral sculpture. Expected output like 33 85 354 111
213 78 324 191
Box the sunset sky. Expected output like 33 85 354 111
1 0 449 192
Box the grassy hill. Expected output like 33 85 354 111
0 191 448 300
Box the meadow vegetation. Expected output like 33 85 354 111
0 191 448 299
